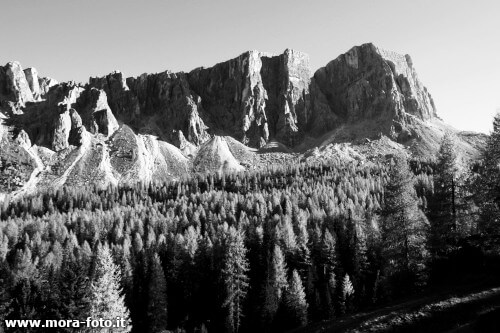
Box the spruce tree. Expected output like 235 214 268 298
89 244 131 333
381 154 429 295
222 227 249 333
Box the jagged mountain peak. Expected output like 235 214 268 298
0 45 486 196
312 42 437 139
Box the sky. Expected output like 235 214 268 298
1 0 499 134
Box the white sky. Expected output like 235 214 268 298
1 0 498 133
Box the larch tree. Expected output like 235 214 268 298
476 113 500 234
284 270 308 330
147 252 168 333
262 245 288 327
317 229 337 320
0 262 11 333
58 250 91 328
381 154 429 295
89 244 131 333
428 132 462 256
222 227 249 333
340 274 355 314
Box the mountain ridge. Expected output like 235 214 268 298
0 43 487 197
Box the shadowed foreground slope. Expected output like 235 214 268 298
290 284 500 333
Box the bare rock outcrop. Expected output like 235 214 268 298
89 70 209 145
4 81 86 151
68 108 85 146
0 44 487 193
0 62 34 106
260 49 311 146
52 110 72 151
310 43 437 141
38 76 59 96
187 50 310 148
188 51 269 147
77 88 118 136
23 68 41 100
86 50 310 149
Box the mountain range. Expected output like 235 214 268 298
0 43 486 198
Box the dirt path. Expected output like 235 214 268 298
290 284 500 333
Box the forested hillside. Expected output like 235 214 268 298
1 115 500 333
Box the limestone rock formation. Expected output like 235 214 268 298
38 76 59 96
309 43 438 143
260 49 311 147
68 108 85 146
0 61 34 107
0 44 488 195
77 88 118 136
188 49 310 148
89 70 210 145
52 110 72 151
85 49 310 149
171 129 198 157
23 68 41 100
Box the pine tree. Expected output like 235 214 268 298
381 154 429 295
89 244 131 332
222 227 249 333
147 253 168 333
283 270 308 330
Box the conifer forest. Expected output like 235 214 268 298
2 118 500 333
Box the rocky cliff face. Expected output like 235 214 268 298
0 62 34 107
188 49 310 147
89 70 210 146
0 44 486 196
309 43 437 142
85 49 310 149
23 68 41 101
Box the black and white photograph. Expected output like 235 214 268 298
0 0 499 332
